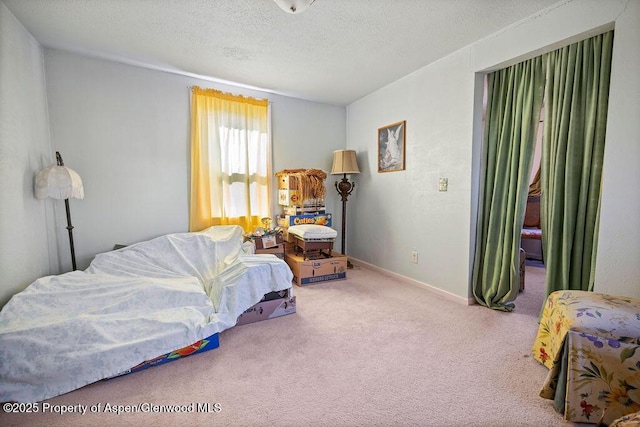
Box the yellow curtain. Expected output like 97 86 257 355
189 87 271 232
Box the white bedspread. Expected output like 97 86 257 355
0 226 292 403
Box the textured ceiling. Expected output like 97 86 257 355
4 0 562 105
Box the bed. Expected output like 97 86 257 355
532 290 640 424
0 225 293 403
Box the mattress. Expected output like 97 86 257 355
0 225 293 403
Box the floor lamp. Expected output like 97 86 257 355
331 149 360 269
35 152 84 271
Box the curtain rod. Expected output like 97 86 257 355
187 86 273 103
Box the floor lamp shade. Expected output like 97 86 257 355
331 150 361 175
35 165 84 200
35 152 84 270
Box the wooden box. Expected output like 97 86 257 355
255 243 285 259
250 233 284 249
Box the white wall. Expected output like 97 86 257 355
592 0 640 298
0 2 58 307
347 50 475 302
3 0 637 306
346 0 640 301
43 49 346 270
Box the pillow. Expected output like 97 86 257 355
288 224 337 240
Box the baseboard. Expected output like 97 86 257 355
348 257 475 306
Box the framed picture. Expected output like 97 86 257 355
378 120 406 172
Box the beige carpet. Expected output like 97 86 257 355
1 261 577 427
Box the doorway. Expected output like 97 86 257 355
520 105 546 311
473 29 612 312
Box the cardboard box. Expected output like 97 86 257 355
278 189 302 206
255 243 285 259
278 175 300 190
285 252 347 286
106 333 220 379
278 213 332 227
283 205 325 216
236 296 297 326
277 171 327 208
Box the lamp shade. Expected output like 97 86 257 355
35 165 84 200
331 150 360 175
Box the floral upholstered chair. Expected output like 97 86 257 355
610 411 640 427
532 290 640 424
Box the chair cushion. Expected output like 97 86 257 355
288 224 337 240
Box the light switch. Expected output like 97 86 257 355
439 178 448 192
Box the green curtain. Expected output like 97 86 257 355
541 31 614 298
473 57 545 311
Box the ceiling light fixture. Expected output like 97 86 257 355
274 0 316 14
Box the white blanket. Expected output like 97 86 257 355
0 226 293 402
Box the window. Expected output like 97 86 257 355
190 87 271 232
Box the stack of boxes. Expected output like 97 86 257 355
236 232 296 325
276 172 332 230
276 170 347 286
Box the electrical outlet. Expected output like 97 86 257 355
411 251 418 264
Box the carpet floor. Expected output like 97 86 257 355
0 261 582 427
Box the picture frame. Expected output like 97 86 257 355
378 120 406 173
